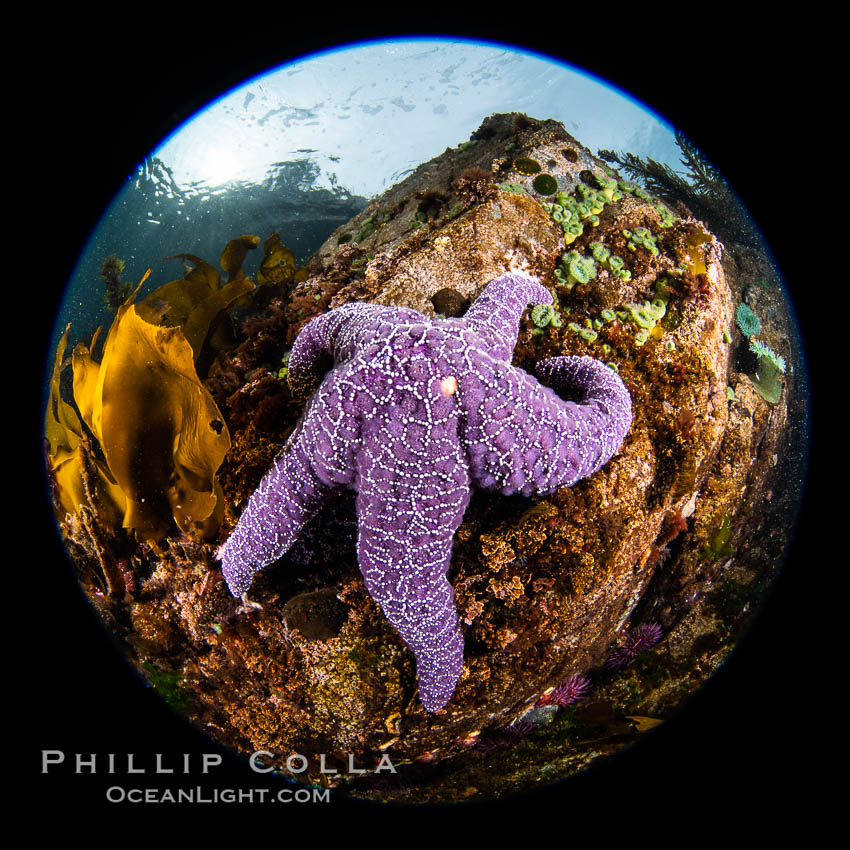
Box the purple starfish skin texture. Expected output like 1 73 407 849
217 272 632 711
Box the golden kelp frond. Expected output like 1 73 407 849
139 256 220 328
46 324 126 528
83 301 231 542
181 276 255 365
257 232 297 286
48 237 273 547
45 324 82 458
173 253 221 288
139 246 258 365
70 326 102 439
137 276 218 328
221 235 260 283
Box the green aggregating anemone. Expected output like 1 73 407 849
617 181 651 202
623 298 667 329
575 183 606 214
655 204 676 227
531 303 554 327
610 277 672 346
589 242 631 281
590 243 610 263
554 250 597 291
587 171 623 203
537 163 672 257
606 255 630 279
622 227 659 256
277 350 291 381
568 321 598 343
531 302 563 329
736 302 761 338
541 174 617 245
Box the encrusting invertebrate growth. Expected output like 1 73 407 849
217 272 632 711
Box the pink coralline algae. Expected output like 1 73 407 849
217 272 632 712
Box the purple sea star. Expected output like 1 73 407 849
217 272 632 711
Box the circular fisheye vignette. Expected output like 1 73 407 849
43 36 806 804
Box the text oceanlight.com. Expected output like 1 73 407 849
105 786 330 804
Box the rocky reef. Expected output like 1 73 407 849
45 112 801 804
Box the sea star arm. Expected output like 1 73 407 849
355 413 471 711
216 417 337 597
535 355 633 476
461 272 553 361
462 354 632 496
288 303 423 397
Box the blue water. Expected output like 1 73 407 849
50 156 367 374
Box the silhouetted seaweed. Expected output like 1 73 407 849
599 132 756 246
